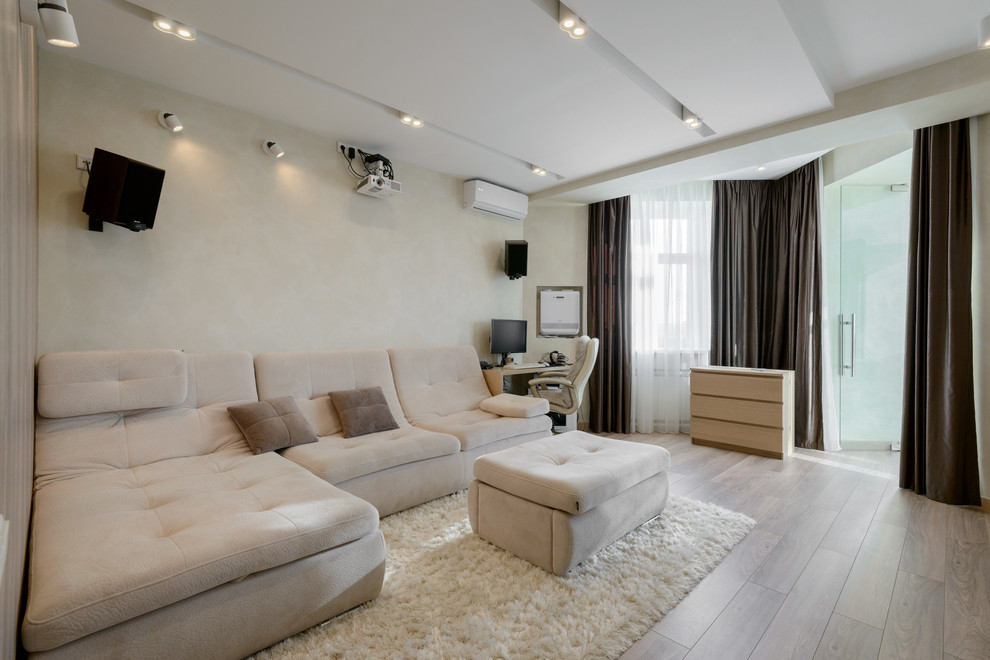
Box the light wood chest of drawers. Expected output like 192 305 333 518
689 366 795 459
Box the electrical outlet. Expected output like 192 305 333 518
336 142 363 160
75 154 93 171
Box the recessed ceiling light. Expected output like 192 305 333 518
757 165 766 172
531 165 548 176
980 14 990 49
681 106 703 129
558 3 589 39
400 112 424 127
152 15 196 41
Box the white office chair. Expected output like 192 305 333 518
527 336 599 416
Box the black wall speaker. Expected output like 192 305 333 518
505 240 527 280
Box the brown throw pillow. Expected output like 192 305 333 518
329 386 400 438
228 397 318 454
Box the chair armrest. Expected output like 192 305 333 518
527 377 573 387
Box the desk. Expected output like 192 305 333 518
484 365 569 395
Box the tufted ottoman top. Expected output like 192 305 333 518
472 431 671 515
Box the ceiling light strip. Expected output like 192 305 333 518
531 0 715 136
168 22 556 178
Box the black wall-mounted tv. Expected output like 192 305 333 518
82 148 165 232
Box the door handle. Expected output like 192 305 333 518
849 313 856 377
839 314 855 377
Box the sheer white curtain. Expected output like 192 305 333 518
630 181 712 433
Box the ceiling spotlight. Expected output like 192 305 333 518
558 2 589 39
151 15 196 41
980 14 990 49
400 113 424 127
262 140 285 158
20 0 80 47
681 107 703 129
157 111 183 133
757 165 766 172
531 165 548 176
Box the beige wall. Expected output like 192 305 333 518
37 52 525 359
976 114 990 503
523 201 589 421
0 1 38 657
522 201 589 361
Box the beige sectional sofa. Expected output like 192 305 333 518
23 345 551 658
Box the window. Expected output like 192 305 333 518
630 181 712 432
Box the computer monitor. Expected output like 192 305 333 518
490 318 527 366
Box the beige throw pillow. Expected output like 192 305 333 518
329 386 400 438
228 397 318 454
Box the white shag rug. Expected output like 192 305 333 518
254 491 754 660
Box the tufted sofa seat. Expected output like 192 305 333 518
254 349 464 516
23 350 385 659
254 348 550 516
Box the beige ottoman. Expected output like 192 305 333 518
468 431 671 575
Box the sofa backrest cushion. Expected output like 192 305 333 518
254 350 408 437
34 351 258 486
387 345 491 421
37 349 188 419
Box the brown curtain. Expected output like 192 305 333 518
588 196 632 433
710 161 824 449
900 120 981 505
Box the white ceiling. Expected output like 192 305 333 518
36 0 990 203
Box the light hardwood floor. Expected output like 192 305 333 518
610 433 990 660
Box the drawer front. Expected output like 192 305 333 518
690 417 783 455
690 371 783 403
690 394 783 429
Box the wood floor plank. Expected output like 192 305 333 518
686 481 780 522
878 570 944 660
620 631 689 660
751 505 839 593
682 582 785 660
811 468 861 512
668 473 709 498
813 613 883 660
749 547 854 660
944 539 990 659
945 506 990 545
899 497 948 581
873 481 915 528
834 521 907 629
756 496 814 537
654 528 781 647
820 486 885 557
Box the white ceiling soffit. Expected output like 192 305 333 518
44 0 990 202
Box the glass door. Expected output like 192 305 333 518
833 183 911 449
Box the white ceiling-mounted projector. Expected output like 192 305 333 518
356 174 402 198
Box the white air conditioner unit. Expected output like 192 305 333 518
463 180 528 221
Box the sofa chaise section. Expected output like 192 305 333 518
254 349 465 516
387 345 553 455
23 350 385 659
